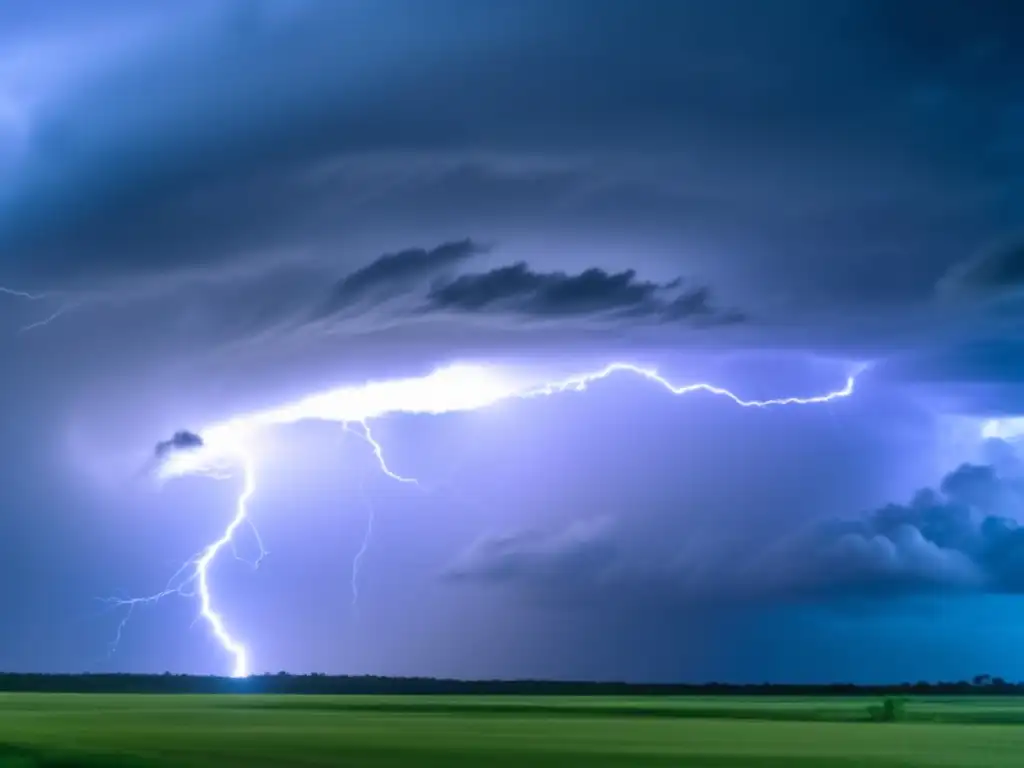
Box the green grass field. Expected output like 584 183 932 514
2 693 1023 767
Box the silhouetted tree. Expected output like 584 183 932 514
0 672 1019 696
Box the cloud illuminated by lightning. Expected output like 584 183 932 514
982 417 1024 443
113 360 860 677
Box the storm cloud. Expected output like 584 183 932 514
258 239 749 338
938 238 1024 303
4 0 1024 683
154 430 203 460
425 263 742 326
3 0 1021 314
444 517 618 587
446 441 1024 604
319 239 486 318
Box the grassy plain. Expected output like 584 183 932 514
1 693 1024 767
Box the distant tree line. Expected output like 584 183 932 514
0 672 1019 696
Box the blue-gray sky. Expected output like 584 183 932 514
3 0 1024 683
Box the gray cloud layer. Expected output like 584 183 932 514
1 1 1022 410
2 0 1021 302
5 1 1024 681
424 263 743 326
938 238 1024 302
446 440 1024 605
320 239 486 318
0 1 1021 389
278 239 747 336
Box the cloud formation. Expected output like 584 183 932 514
445 440 1024 604
285 240 745 335
4 1 1024 682
322 239 485 314
806 454 1024 596
4 0 1020 310
154 430 204 460
938 239 1024 302
1 0 1021 408
444 517 617 587
425 263 742 326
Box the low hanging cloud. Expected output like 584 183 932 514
320 239 486 314
444 517 618 587
7 236 744 359
423 262 744 326
443 440 1024 605
937 238 1024 303
303 240 745 332
153 429 204 460
800 454 1024 596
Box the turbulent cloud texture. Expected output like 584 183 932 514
154 430 204 460
939 239 1024 302
4 0 1024 682
330 239 485 307
447 440 1024 604
294 239 745 335
425 263 742 326
445 517 617 586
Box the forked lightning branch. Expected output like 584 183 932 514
114 361 861 677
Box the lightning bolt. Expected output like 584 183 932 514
111 360 861 676
0 285 76 333
522 362 859 406
343 421 417 612
108 458 262 677
19 306 70 333
350 478 376 611
192 455 257 678
0 286 44 300
345 420 419 485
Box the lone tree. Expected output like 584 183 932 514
867 698 907 723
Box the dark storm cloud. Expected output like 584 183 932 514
778 456 1024 597
3 0 1022 313
446 441 1024 603
257 238 746 338
8 0 1024 687
0 2 556 287
2 0 1021 402
424 263 742 326
324 239 485 312
870 335 1024 416
938 238 1024 302
444 517 617 586
0 0 1018 428
154 430 203 460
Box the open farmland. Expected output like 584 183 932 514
1 694 1023 766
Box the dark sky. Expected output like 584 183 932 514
2 0 1024 683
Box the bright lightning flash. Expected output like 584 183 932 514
193 455 257 678
114 361 860 677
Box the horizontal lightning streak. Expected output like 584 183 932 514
523 362 858 406
0 285 45 300
113 360 861 676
